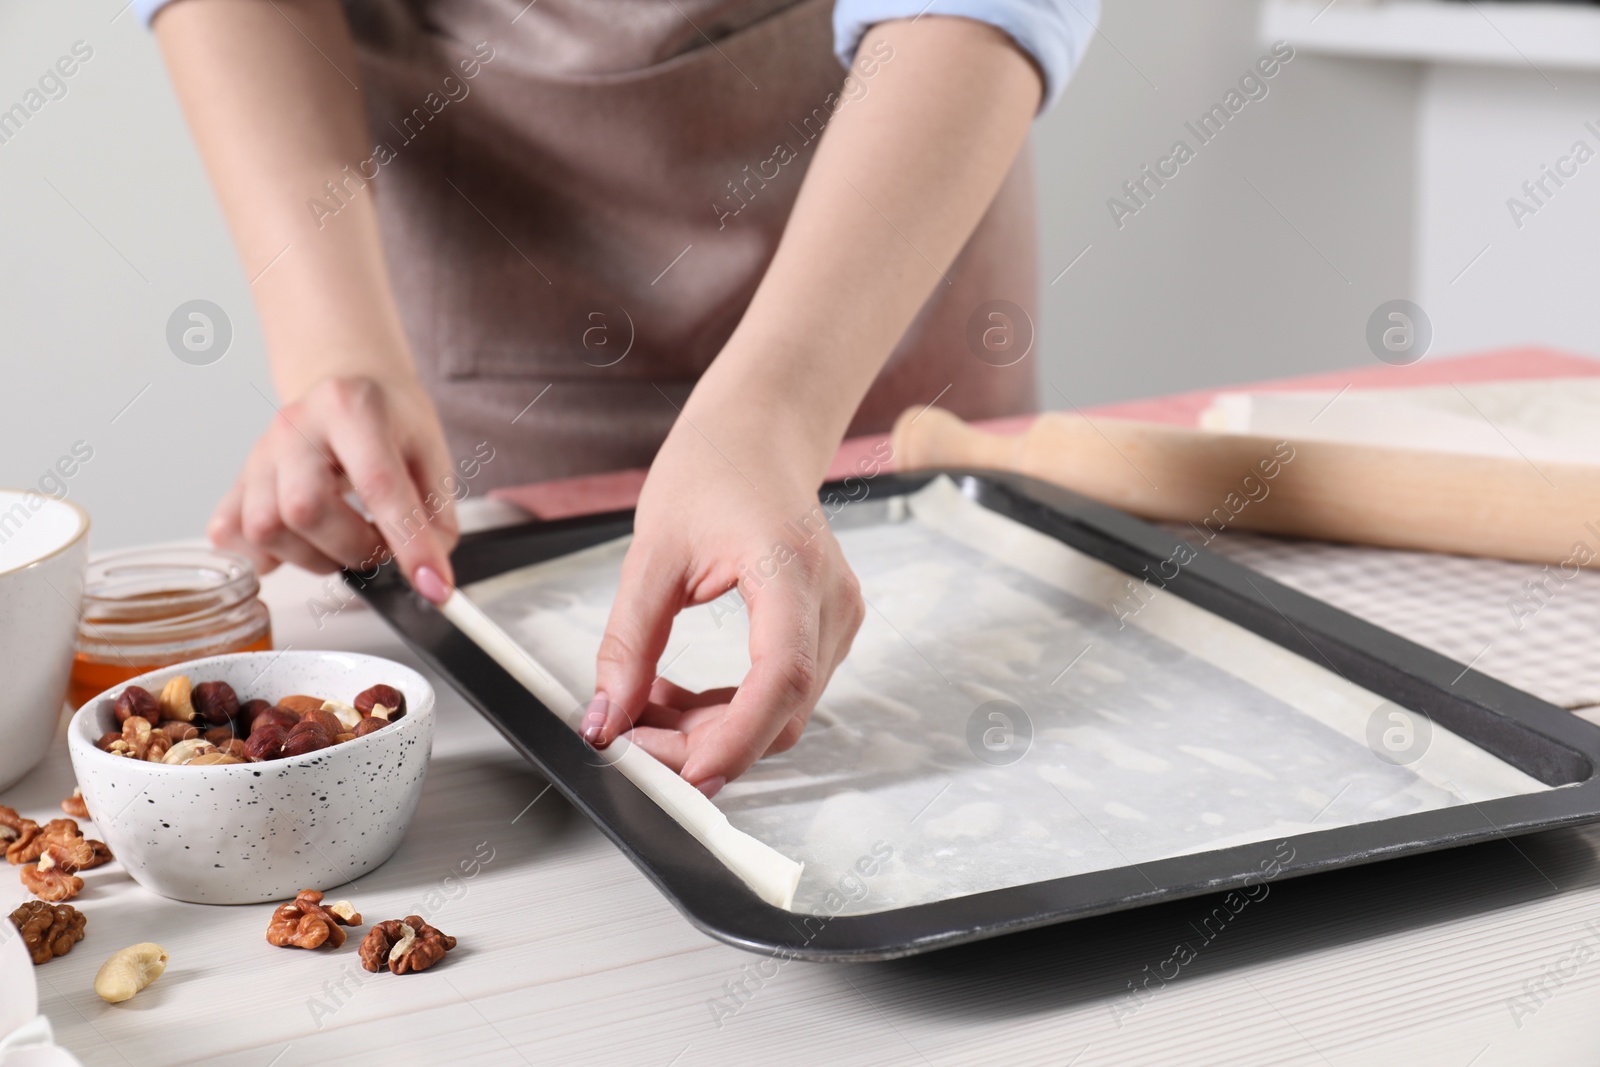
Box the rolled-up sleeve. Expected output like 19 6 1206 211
833 0 1097 111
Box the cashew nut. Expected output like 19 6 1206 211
162 739 217 765
321 700 362 731
94 942 168 1003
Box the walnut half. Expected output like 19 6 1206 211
8 900 86 964
359 915 456 975
21 842 95 902
8 818 110 871
265 889 363 950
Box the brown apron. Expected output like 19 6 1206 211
343 0 1038 486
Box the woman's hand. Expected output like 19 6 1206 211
208 375 458 602
586 410 866 797
157 2 454 599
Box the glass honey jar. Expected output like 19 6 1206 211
68 547 272 710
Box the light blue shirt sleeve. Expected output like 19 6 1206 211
833 0 1097 111
131 0 172 22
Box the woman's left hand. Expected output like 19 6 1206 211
585 407 865 798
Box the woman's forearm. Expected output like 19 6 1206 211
155 0 414 401
688 16 1042 484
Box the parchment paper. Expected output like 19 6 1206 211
466 478 1549 915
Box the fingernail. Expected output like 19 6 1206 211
693 776 726 800
582 695 608 746
414 566 451 605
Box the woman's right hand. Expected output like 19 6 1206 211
207 375 459 603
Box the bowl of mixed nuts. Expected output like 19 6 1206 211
66 650 434 904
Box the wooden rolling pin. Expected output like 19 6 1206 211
890 406 1600 565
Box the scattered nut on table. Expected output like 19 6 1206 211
11 819 81 866
94 942 167 1003
9 815 111 902
22 841 95 902
1 805 41 864
266 889 363 949
60 788 90 820
359 916 456 975
9 901 86 965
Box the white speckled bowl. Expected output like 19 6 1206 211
67 650 434 905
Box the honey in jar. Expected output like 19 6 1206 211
68 548 272 710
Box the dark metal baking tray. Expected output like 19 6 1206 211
348 470 1600 961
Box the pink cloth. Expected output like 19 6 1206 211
492 346 1600 519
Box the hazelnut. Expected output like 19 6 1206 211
191 681 240 725
354 685 406 722
334 732 356 744
161 721 200 744
203 724 239 746
282 724 332 757
240 698 273 725
94 943 167 1003
243 725 289 762
158 675 196 723
297 708 343 736
353 716 388 738
95 731 121 752
249 707 300 735
112 686 159 725
277 695 326 717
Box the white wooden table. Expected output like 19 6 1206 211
7 510 1600 1066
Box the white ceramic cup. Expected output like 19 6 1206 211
0 490 89 793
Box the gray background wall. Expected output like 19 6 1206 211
1 0 1419 551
